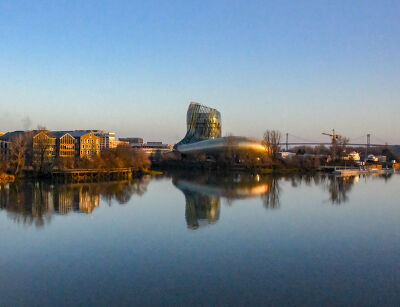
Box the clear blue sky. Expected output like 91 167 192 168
1 0 399 144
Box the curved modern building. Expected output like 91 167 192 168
177 102 221 145
175 102 266 155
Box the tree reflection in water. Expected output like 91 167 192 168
281 173 356 205
1 172 394 228
0 177 150 227
0 181 53 227
174 171 396 229
281 173 393 205
261 177 280 209
324 176 356 205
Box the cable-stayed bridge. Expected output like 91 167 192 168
279 133 395 150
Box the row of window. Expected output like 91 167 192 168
60 138 75 144
80 150 100 155
81 145 100 149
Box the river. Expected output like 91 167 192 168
0 172 399 306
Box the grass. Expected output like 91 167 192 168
143 170 163 175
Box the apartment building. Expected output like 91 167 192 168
52 131 75 158
70 131 100 158
0 131 28 160
32 131 57 165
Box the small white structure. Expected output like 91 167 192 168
344 151 361 161
367 154 379 162
278 152 296 159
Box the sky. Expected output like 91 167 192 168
0 0 399 144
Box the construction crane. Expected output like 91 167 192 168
322 129 340 145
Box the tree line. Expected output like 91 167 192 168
0 130 150 177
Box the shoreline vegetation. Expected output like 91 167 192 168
154 129 400 175
1 129 399 184
0 173 15 184
0 132 152 182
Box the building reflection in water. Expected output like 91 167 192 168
184 191 220 230
53 185 100 214
0 177 150 227
173 173 280 229
1 172 393 228
173 171 396 229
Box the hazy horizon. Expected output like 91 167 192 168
1 1 399 144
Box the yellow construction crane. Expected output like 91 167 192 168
322 129 340 145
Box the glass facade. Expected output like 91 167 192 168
177 102 221 145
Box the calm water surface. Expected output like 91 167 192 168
1 172 399 306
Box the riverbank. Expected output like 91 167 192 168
152 160 321 175
154 159 400 176
6 168 162 183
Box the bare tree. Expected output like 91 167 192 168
222 133 236 164
263 130 281 160
33 129 56 174
330 136 349 161
9 135 29 176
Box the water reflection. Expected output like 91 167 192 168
173 173 280 229
281 172 394 205
0 177 150 227
1 172 396 228
173 172 396 229
184 191 220 230
324 176 356 205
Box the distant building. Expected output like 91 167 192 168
0 138 10 160
70 131 100 159
344 151 361 161
52 131 75 158
367 154 379 162
131 141 173 155
278 152 296 159
110 139 130 149
92 130 115 150
175 102 266 155
32 131 57 165
1 131 29 161
119 137 144 145
120 137 172 155
177 102 221 145
0 130 105 161
0 131 31 161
